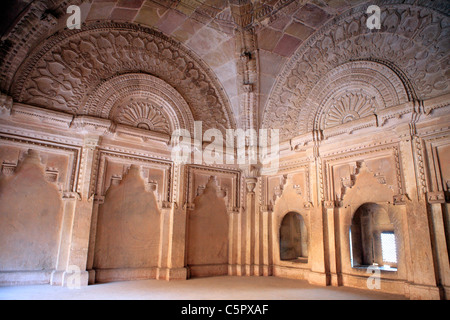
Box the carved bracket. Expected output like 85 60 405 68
323 200 334 209
62 191 81 201
427 191 446 204
260 204 273 213
393 194 409 205
1 162 16 177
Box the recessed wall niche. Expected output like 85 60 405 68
93 165 161 282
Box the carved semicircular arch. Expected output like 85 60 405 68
83 73 195 135
10 21 235 134
262 2 450 141
309 60 410 132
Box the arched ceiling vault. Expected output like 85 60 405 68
0 0 449 140
262 1 450 141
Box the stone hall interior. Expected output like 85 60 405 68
0 0 449 300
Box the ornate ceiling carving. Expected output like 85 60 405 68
83 73 194 135
9 21 235 134
310 60 409 133
323 91 378 129
262 3 450 141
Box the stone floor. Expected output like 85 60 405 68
0 276 407 300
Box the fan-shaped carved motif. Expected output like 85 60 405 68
116 102 170 134
325 92 377 128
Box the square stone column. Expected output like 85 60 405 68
53 136 100 287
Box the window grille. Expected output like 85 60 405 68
381 232 397 264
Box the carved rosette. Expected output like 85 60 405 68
324 92 377 128
116 101 170 134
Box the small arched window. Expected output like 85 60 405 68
279 212 308 262
349 203 398 270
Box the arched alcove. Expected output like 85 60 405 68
279 212 308 262
186 176 229 277
93 165 161 281
349 203 398 270
0 150 63 272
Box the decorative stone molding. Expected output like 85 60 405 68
9 22 235 135
83 73 194 135
393 194 409 206
260 205 273 213
323 91 378 129
0 93 13 115
427 191 446 204
338 161 396 207
1 162 16 177
246 177 258 194
263 4 449 141
293 184 302 196
45 168 59 183
0 135 81 195
117 102 170 134
323 200 334 209
185 165 241 213
62 192 82 201
95 150 173 206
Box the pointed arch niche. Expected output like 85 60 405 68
93 165 162 283
269 170 314 281
336 161 409 293
0 149 63 283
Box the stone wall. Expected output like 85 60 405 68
0 0 448 300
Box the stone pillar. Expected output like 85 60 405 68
55 136 99 287
156 202 187 280
50 193 79 286
260 205 273 276
85 195 103 284
427 192 450 299
400 136 441 299
323 200 340 286
228 207 240 276
160 164 187 280
307 149 329 286
244 177 257 276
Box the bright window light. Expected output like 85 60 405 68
381 232 397 264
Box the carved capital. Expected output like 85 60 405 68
228 207 240 214
62 192 81 201
246 177 257 194
93 195 105 204
0 93 13 115
427 191 445 204
393 194 408 205
303 202 313 209
260 205 273 213
160 201 172 209
184 202 195 211
323 200 334 209
1 162 16 177
83 136 101 150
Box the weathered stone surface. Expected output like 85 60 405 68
272 33 302 57
293 3 331 28
0 0 449 300
284 21 314 41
